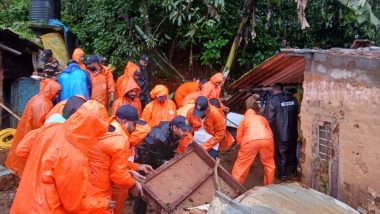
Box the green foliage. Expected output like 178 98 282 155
2 0 379 81
337 0 379 26
200 37 229 65
0 0 33 39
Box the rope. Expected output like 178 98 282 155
0 128 16 149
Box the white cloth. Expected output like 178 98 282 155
226 112 244 128
44 113 66 125
194 119 219 150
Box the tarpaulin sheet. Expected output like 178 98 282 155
41 32 69 66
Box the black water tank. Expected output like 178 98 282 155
30 0 61 23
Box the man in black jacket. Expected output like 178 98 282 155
265 83 299 181
133 115 192 214
137 54 150 107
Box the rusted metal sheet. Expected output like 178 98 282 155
229 52 304 89
226 52 304 108
141 143 245 214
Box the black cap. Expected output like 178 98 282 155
42 49 53 63
193 96 209 118
171 115 192 131
86 55 99 64
140 54 149 63
116 105 146 125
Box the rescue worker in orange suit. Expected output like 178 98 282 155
133 115 192 214
72 48 87 70
232 95 275 185
201 73 223 98
187 96 234 159
201 72 229 113
264 83 299 181
112 77 142 116
142 85 177 127
176 96 195 154
112 118 152 214
116 61 140 98
174 81 200 108
15 96 86 163
207 98 235 151
5 79 61 177
86 55 116 108
11 101 111 213
87 105 152 214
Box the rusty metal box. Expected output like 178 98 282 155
141 143 245 213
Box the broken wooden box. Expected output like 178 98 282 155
141 143 245 213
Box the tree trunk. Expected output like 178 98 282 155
133 24 185 82
222 0 255 83
169 33 178 63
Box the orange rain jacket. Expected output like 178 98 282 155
46 100 66 119
111 119 151 214
174 82 200 108
72 48 86 70
11 101 109 213
182 91 201 107
187 105 234 151
142 85 177 127
5 79 61 176
201 73 223 99
177 133 194 154
177 103 195 117
231 109 275 185
86 118 137 214
112 77 142 116
116 61 140 98
90 65 115 107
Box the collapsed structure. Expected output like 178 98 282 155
227 48 380 213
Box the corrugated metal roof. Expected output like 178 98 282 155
226 52 305 109
229 52 305 89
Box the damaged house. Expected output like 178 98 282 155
227 48 380 213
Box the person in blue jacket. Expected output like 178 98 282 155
57 60 92 101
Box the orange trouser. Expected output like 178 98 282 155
232 139 275 185
111 185 129 214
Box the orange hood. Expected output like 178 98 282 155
118 77 141 98
210 72 224 84
150 85 169 99
64 100 109 154
39 79 61 100
124 61 140 77
72 48 85 62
